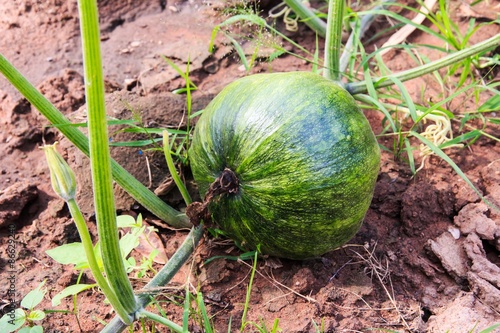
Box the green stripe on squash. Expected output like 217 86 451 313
189 72 380 260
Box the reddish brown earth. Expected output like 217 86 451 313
1 0 500 332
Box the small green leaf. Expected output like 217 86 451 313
225 33 250 72
119 231 141 259
182 285 190 333
27 309 46 321
0 308 26 332
32 326 44 333
46 243 88 267
109 138 163 147
21 281 47 310
127 257 136 267
116 215 137 228
51 283 96 306
478 94 500 112
196 292 213 333
19 326 43 333
439 130 482 149
479 323 500 333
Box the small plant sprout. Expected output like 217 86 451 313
0 280 47 333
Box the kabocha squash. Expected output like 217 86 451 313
189 71 380 259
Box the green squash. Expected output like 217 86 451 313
189 71 380 259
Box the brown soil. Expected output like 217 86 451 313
1 0 500 332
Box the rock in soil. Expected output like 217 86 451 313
0 182 38 228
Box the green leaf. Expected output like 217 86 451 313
411 131 497 211
478 94 500 112
479 323 500 333
0 308 26 332
439 130 482 149
196 292 213 333
204 250 258 265
127 256 136 267
109 138 163 147
93 242 104 271
21 281 47 310
225 33 249 72
45 243 87 267
119 229 142 259
19 326 43 333
120 127 187 135
26 309 46 321
51 284 96 307
32 326 44 333
116 215 137 228
18 328 32 333
182 285 190 333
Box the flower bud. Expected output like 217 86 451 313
41 142 77 201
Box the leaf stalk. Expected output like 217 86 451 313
346 33 500 95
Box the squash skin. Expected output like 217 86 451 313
189 72 380 259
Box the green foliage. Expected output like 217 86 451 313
51 284 96 307
209 11 318 72
46 215 159 306
210 0 499 185
0 281 47 333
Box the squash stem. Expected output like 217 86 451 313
77 0 137 316
323 0 344 82
185 168 240 226
67 199 133 324
100 225 204 333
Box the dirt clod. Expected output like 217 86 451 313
427 232 468 284
0 182 38 228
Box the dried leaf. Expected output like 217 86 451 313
380 0 438 56
132 221 169 264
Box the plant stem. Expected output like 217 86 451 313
0 55 190 228
239 251 258 331
283 0 327 37
137 225 203 304
137 310 183 333
346 33 500 95
339 0 395 74
67 199 132 324
323 0 344 81
100 225 204 333
163 130 192 206
77 0 137 316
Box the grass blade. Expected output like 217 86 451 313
410 131 498 211
196 292 214 333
